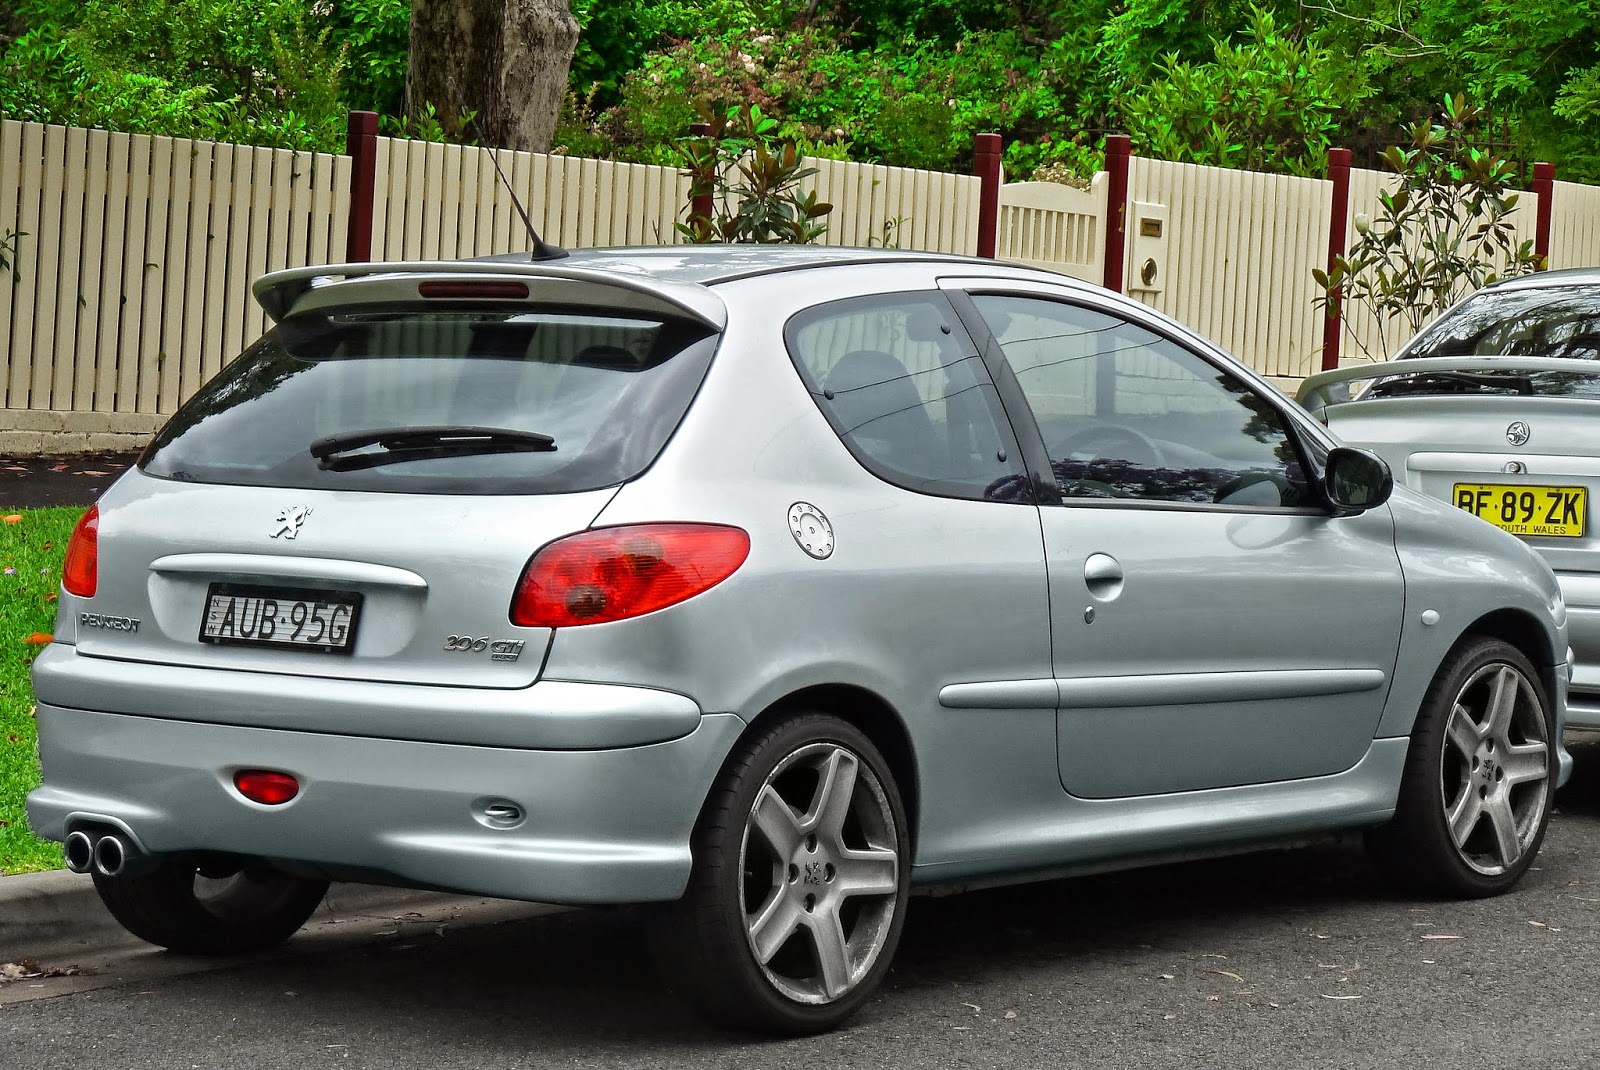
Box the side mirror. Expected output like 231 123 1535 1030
1325 447 1393 515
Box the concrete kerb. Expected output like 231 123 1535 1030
0 869 487 964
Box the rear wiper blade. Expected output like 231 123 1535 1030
1368 370 1534 397
310 426 556 472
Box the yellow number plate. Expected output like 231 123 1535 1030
1452 483 1588 538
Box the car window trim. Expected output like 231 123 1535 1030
781 287 1036 505
943 281 1336 516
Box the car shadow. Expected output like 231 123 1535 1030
195 837 1388 1048
183 745 1598 1048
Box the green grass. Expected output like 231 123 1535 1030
0 507 81 874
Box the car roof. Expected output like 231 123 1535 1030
1483 267 1600 293
471 245 1003 286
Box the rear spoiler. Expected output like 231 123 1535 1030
252 261 728 331
1296 355 1600 416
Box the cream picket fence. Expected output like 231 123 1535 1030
9 116 1600 439
364 138 984 261
1124 157 1333 379
0 120 350 419
368 138 690 259
994 175 1107 282
1550 179 1600 271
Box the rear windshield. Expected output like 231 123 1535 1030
1392 285 1600 399
140 307 717 494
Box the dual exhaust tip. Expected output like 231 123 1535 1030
63 829 152 879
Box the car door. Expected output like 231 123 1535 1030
947 281 1407 799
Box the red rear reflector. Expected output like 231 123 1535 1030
417 281 530 300
234 770 300 805
62 505 99 597
511 524 750 628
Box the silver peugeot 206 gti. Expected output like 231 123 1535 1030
31 247 1572 1034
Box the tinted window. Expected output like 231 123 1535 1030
1395 285 1600 399
141 308 716 494
785 292 1027 501
973 296 1313 508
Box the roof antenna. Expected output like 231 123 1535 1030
446 77 568 262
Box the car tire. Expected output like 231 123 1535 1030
92 860 329 955
1366 636 1555 897
653 712 911 1035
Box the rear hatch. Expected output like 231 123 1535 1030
78 269 721 689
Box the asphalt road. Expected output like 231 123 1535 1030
6 737 1600 1069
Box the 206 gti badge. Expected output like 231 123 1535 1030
788 502 835 560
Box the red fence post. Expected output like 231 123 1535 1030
689 121 714 225
974 133 1002 258
1533 161 1556 269
1102 134 1131 292
1320 147 1353 372
344 111 379 263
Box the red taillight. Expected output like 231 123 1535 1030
511 524 750 628
234 770 300 805
62 505 99 597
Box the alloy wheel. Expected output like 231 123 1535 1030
737 742 900 1005
1439 662 1550 876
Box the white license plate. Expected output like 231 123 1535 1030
200 584 361 653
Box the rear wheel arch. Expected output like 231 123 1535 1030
736 684 921 855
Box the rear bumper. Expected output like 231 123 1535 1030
27 703 745 905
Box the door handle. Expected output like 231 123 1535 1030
1084 553 1124 601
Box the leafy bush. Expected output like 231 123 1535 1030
1316 95 1543 360
0 0 347 152
676 104 832 243
1121 6 1354 177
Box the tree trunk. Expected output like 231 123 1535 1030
407 0 579 152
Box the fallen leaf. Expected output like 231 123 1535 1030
23 633 51 645
1 514 20 524
961 1002 982 1015
1205 968 1245 983
50 464 67 472
1157 974 1175 981
0 960 82 982
1528 920 1548 929
1204 995 1221 1002
1003 1010 1017 1020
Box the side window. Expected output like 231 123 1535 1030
972 295 1314 508
785 292 1028 501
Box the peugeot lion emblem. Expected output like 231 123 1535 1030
269 506 313 540
1505 421 1531 447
